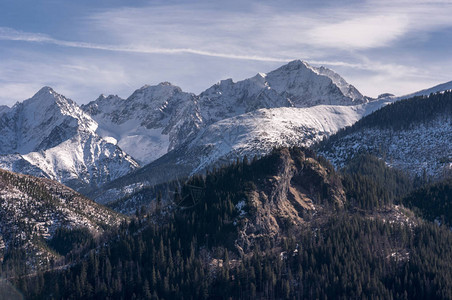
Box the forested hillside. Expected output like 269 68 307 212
0 168 124 275
7 148 452 299
319 91 452 179
329 90 452 135
401 179 452 226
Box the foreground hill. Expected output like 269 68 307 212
0 168 124 272
10 147 452 299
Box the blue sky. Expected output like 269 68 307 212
1 0 451 105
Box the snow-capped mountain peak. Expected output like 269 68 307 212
265 60 365 105
19 86 70 115
197 60 367 126
128 82 184 105
1 87 97 154
32 85 56 97
0 86 139 193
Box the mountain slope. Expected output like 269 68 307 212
0 168 124 270
318 91 452 179
0 87 139 193
401 179 452 226
170 105 367 175
0 105 9 114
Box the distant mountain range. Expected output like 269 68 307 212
81 60 367 165
0 60 450 203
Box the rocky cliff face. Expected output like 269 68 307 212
233 148 345 254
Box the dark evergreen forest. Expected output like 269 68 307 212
2 148 451 299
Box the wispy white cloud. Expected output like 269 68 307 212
308 15 409 49
84 0 452 54
0 26 426 77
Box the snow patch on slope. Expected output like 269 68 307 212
320 116 452 178
20 132 139 189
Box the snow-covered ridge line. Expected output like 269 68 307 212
397 81 452 100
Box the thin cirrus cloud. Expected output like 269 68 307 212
0 26 404 73
0 26 391 71
0 27 291 63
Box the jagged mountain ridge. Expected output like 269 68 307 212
0 87 139 194
0 168 124 269
2 60 451 201
82 60 366 165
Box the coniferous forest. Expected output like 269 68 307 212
1 147 451 299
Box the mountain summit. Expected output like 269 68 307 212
198 60 366 124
